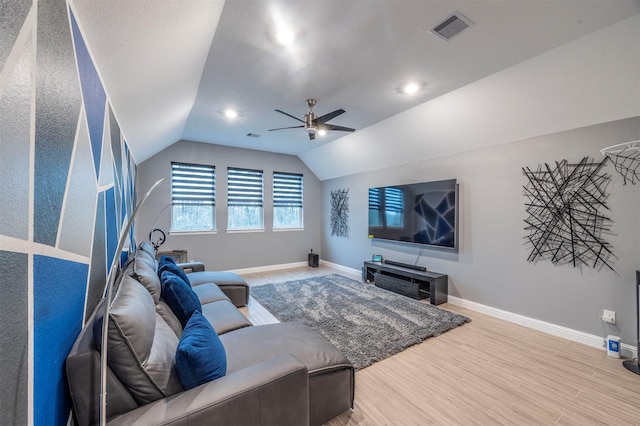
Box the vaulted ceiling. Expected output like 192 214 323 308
69 0 640 180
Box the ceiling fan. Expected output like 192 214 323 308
268 99 356 140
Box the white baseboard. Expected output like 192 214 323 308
231 260 362 277
320 260 361 277
447 295 637 359
230 261 308 275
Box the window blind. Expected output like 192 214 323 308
171 162 215 206
227 167 263 207
273 172 303 208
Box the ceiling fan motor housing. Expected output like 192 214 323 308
304 112 317 132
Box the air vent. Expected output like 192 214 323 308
430 12 473 41
246 133 261 138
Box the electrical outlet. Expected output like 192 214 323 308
602 310 616 324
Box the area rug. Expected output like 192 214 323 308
250 274 470 370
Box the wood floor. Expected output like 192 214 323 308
239 265 640 425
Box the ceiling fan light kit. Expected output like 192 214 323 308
269 98 356 141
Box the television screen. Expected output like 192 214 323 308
368 179 458 249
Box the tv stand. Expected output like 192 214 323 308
383 259 427 272
363 261 448 305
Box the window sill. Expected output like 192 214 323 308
226 228 266 234
169 230 217 236
272 227 305 232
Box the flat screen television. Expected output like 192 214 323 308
368 179 458 249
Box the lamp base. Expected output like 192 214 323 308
623 359 640 375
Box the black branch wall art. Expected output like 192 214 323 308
522 157 614 271
330 189 350 238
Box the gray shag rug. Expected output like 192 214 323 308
251 274 470 370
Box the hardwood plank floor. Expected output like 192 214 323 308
239 265 640 425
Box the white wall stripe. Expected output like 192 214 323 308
27 5 37 425
0 235 90 264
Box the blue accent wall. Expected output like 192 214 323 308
70 11 106 178
33 256 88 426
0 2 138 423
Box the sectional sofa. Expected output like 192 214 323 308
66 242 354 425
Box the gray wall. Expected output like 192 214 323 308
322 117 640 345
136 140 322 270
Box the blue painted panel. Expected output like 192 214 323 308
109 106 123 177
69 9 106 178
33 255 88 426
105 187 117 271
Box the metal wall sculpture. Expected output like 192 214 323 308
522 157 614 271
601 140 640 185
330 189 350 238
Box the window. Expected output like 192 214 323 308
171 162 215 231
227 167 264 230
273 172 303 229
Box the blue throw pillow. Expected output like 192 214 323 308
158 256 191 286
175 311 227 390
160 270 202 328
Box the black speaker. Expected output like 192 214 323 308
308 252 319 267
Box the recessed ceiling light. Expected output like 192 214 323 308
276 29 295 45
224 109 237 119
403 83 420 94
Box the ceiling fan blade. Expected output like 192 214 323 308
315 109 345 124
268 125 305 131
308 132 316 141
324 124 356 132
275 109 305 123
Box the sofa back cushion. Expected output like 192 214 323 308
137 241 157 262
131 255 162 303
156 299 183 337
95 274 183 405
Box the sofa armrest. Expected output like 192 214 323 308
107 354 310 426
177 261 205 273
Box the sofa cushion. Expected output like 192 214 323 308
200 300 252 335
175 311 227 390
158 256 191 286
95 275 183 405
160 270 202 328
156 299 183 337
192 283 231 304
136 242 158 270
220 323 352 376
138 241 156 260
187 270 247 287
131 255 162 303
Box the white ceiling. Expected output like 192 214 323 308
70 0 640 179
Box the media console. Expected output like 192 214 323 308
363 261 448 305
